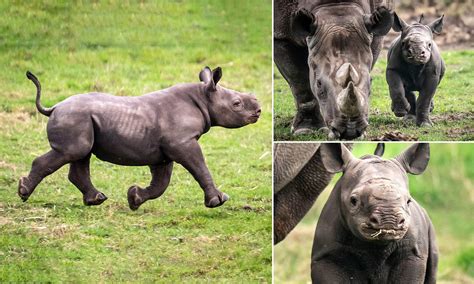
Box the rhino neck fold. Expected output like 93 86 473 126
170 83 212 134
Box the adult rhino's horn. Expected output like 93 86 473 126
336 63 360 87
337 82 364 117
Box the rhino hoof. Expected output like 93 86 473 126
318 127 330 135
84 192 108 206
403 114 416 122
205 193 229 208
393 110 408 118
418 121 433 128
18 177 31 202
292 127 314 135
127 186 144 211
328 130 340 140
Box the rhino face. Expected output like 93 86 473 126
291 6 392 139
199 67 261 128
320 143 430 242
341 159 412 241
393 13 444 65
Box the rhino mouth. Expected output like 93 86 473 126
247 114 260 124
405 55 430 65
360 224 407 241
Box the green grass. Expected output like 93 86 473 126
0 1 272 282
274 50 474 141
274 143 474 283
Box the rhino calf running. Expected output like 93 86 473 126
311 143 438 283
18 67 261 210
386 13 445 127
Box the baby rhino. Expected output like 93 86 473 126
387 13 445 127
19 67 261 210
311 143 437 283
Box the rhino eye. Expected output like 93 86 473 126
233 100 242 107
407 198 412 205
350 196 358 207
428 43 432 48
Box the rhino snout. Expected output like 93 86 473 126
368 212 406 229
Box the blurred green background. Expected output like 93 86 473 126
275 143 474 283
0 1 272 282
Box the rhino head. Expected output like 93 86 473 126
393 13 444 65
199 67 261 128
320 143 430 242
291 6 393 139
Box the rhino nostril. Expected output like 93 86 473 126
255 109 261 116
369 215 380 227
398 217 405 226
421 51 425 55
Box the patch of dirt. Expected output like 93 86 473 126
373 131 419 141
446 127 474 139
0 111 32 130
431 112 474 123
0 160 17 171
0 216 13 226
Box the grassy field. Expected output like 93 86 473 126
274 50 474 141
0 1 272 282
274 143 474 283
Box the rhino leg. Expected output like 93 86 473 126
68 154 107 206
274 39 325 135
165 140 228 208
274 150 333 244
403 88 417 122
312 259 366 283
127 162 173 211
416 81 438 127
370 36 384 69
18 150 74 202
386 69 410 117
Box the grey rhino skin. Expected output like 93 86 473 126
274 0 393 139
18 67 261 210
387 13 445 127
274 143 353 244
311 143 438 283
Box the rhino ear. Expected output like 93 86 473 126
212 67 222 85
392 12 408 32
374 143 385 157
320 143 355 173
291 9 316 45
199 66 218 92
428 15 444 35
364 6 393 36
394 143 430 175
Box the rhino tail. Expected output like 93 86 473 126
26 71 54 117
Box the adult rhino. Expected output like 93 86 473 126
274 143 372 243
275 0 393 139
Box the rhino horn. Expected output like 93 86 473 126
336 63 360 87
337 81 364 117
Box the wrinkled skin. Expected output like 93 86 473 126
311 143 438 283
18 67 261 210
387 13 445 127
273 143 352 244
274 0 393 139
